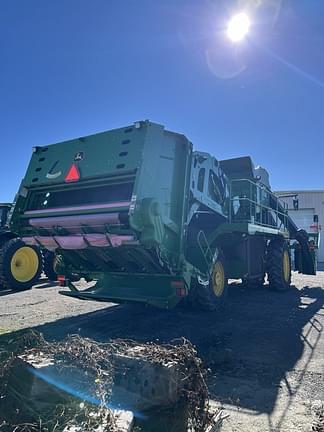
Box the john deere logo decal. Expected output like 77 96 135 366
74 152 84 161
46 160 62 179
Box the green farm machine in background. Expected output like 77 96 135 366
0 203 42 290
9 121 316 309
294 214 321 273
0 203 57 291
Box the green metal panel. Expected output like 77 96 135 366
129 123 191 257
23 125 147 187
60 272 186 309
220 157 255 180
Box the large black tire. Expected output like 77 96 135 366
0 238 43 291
43 250 58 281
266 238 291 292
188 257 228 311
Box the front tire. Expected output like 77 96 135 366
0 238 42 291
267 239 291 291
189 257 228 311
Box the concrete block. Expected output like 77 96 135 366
111 346 184 411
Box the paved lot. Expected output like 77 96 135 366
0 272 323 431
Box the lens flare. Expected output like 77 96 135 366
28 367 146 419
227 12 250 42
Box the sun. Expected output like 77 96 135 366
227 12 251 43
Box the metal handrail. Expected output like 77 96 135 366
229 178 289 230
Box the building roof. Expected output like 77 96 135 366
275 190 324 194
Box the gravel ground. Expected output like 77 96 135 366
0 272 323 432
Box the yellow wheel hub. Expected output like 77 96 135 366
283 250 290 282
10 247 39 283
212 261 225 297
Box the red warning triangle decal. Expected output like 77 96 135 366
65 163 80 182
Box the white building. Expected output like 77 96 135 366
275 190 324 262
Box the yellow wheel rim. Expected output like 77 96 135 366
212 261 225 297
283 250 290 282
10 247 39 283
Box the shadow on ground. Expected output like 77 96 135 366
1 281 323 418
0 280 58 297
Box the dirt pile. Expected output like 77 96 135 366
0 331 211 432
311 401 324 432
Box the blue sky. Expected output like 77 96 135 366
1 0 324 202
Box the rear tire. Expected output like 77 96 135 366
0 238 42 291
43 250 58 281
189 257 228 311
266 238 291 291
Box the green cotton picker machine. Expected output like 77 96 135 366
9 121 316 309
